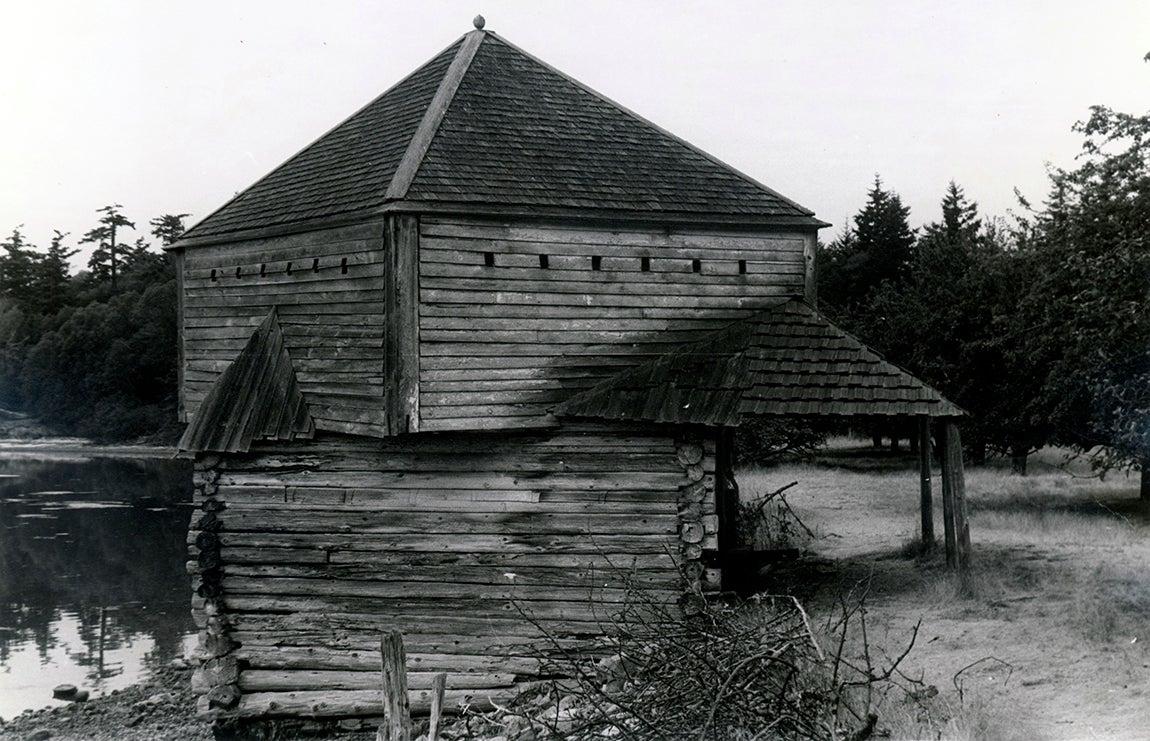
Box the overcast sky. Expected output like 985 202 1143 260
1 1 1147 268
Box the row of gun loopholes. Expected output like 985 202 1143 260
481 252 748 275
210 257 349 281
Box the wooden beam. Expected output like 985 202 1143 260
917 415 934 548
938 421 972 579
386 31 485 201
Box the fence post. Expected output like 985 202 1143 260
428 672 447 741
376 631 411 741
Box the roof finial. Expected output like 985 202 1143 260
473 15 486 30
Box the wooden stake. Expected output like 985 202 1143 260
427 672 447 741
377 631 411 741
936 422 957 568
917 415 934 548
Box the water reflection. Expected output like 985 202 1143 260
0 452 194 719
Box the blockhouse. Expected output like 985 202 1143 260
172 21 966 728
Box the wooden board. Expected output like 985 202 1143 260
182 222 388 435
417 217 807 431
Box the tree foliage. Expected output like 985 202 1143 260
818 176 917 313
819 106 1149 485
0 208 186 441
1012 106 1150 474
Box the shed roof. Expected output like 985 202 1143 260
555 299 964 424
180 27 820 243
178 310 314 453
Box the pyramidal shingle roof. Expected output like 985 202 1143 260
555 299 964 424
182 28 819 242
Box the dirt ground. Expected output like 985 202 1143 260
741 442 1150 741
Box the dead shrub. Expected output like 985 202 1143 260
454 573 925 740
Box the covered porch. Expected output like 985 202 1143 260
556 297 973 585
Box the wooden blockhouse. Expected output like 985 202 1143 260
172 23 967 726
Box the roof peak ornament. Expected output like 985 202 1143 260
473 15 486 30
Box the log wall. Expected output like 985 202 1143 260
182 222 389 437
417 216 808 431
188 422 718 722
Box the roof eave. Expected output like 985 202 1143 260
377 199 830 229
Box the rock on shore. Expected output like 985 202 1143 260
0 661 211 741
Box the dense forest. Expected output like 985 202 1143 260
0 107 1145 491
0 206 186 442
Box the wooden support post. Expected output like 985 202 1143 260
936 422 957 568
939 421 972 582
427 672 447 741
917 415 934 548
377 631 411 741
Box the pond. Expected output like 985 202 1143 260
0 445 194 721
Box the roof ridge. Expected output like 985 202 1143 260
179 33 470 243
478 31 816 218
385 29 486 201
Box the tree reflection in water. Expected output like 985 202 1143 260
0 455 194 712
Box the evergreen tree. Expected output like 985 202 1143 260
0 227 44 309
924 181 982 244
36 230 77 315
149 214 189 247
80 204 135 292
817 176 916 314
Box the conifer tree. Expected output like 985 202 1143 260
81 204 135 292
37 230 77 314
0 227 44 308
816 176 916 313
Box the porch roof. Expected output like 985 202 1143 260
554 298 964 425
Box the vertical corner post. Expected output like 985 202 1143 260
384 214 421 434
938 420 972 579
936 421 957 568
917 415 934 548
802 231 817 306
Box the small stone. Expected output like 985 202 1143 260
26 730 52 741
52 684 77 700
70 690 89 703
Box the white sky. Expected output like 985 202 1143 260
1 1 1147 268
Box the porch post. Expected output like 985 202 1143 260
938 420 972 581
936 421 956 568
917 415 934 548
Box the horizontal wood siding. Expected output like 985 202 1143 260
418 217 807 431
183 223 388 437
189 423 718 720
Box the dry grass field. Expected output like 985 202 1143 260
740 441 1150 740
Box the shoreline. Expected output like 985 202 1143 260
0 661 211 741
0 439 178 460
